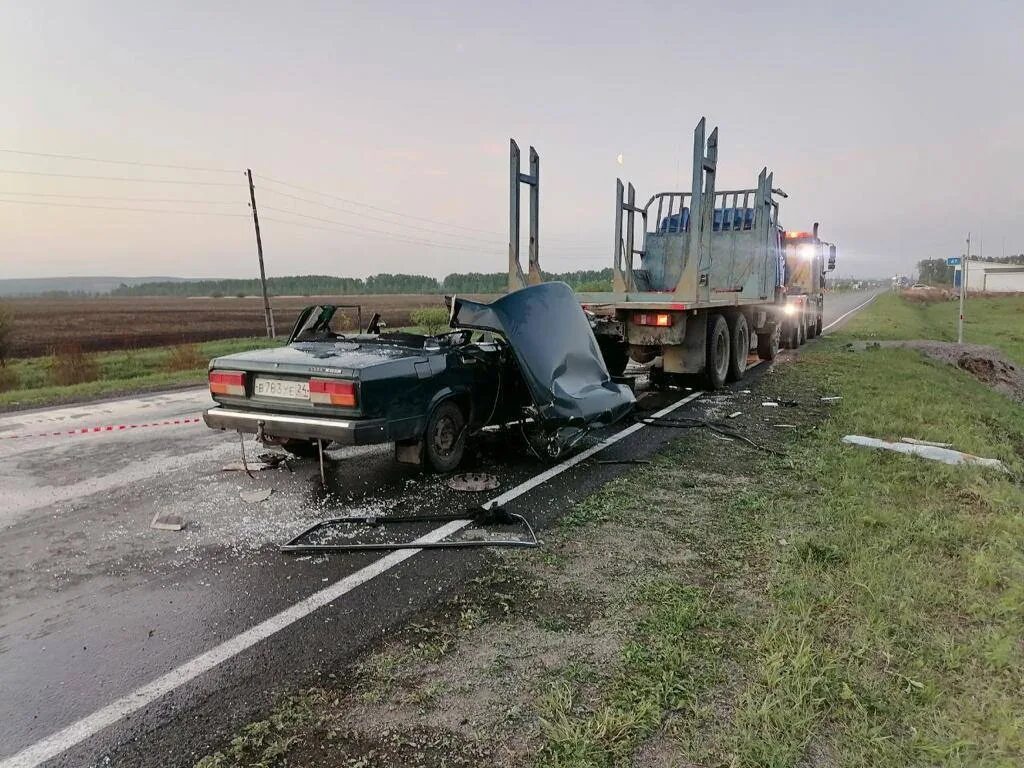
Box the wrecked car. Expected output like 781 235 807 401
203 282 635 471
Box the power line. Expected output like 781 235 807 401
0 197 249 217
255 173 509 238
0 149 237 174
260 213 503 254
0 190 243 205
256 174 605 250
260 205 505 251
257 187 504 246
0 169 238 186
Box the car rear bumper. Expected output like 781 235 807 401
203 406 388 445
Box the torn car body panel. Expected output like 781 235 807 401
450 282 635 428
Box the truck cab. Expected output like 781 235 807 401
779 224 837 346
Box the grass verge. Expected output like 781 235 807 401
843 291 1024 364
0 337 279 410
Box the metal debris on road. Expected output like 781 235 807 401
279 504 538 554
150 513 185 531
221 461 275 472
842 435 1008 471
447 472 501 492
762 402 779 407
240 488 274 503
773 424 797 428
821 396 843 402
727 411 742 419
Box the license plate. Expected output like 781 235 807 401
254 377 309 400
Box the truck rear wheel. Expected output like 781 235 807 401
757 323 780 361
597 337 629 377
797 317 807 346
726 313 749 382
705 314 730 390
782 321 798 349
814 313 823 337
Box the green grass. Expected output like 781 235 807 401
723 336 1024 766
537 582 731 767
535 297 1024 766
843 292 1024 365
0 337 279 409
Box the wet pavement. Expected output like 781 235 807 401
0 290 880 767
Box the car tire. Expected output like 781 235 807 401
424 400 467 473
726 313 749 382
280 438 323 458
704 314 730 390
757 323 780 361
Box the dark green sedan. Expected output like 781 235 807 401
204 283 634 471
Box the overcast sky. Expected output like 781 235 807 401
2 0 1021 282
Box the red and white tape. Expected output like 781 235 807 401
2 416 203 440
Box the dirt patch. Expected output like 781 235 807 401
901 287 956 304
850 340 1024 403
6 294 497 358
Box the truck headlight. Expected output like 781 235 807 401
799 244 815 260
784 304 798 316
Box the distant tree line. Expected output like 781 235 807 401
917 253 1024 286
111 269 614 297
917 259 956 285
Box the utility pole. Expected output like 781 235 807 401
958 232 969 343
246 168 275 338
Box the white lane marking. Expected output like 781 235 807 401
822 292 879 333
2 390 705 768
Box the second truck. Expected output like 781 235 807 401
508 117 837 388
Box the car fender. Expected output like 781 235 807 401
426 385 475 422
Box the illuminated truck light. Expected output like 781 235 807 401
634 312 674 327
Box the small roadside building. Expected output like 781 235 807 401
956 260 1024 293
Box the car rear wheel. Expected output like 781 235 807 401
726 313 749 382
704 314 730 390
424 401 466 472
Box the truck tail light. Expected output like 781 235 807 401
309 378 357 407
209 370 246 396
634 312 674 327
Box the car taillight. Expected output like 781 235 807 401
634 312 673 327
210 370 246 396
309 378 357 407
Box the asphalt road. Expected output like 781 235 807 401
0 290 880 767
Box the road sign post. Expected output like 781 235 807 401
958 234 969 344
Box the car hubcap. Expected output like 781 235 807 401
433 415 458 456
